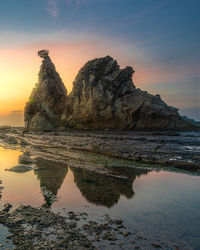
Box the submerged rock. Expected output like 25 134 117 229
24 50 67 131
25 51 200 131
6 164 33 173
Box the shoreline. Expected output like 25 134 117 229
0 127 200 174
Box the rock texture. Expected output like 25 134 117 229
24 50 67 131
25 51 200 131
65 56 199 130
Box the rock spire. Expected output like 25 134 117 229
24 50 67 131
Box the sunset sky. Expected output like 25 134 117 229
0 0 199 126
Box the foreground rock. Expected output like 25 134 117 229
0 205 94 250
4 135 18 144
24 51 200 131
0 204 174 249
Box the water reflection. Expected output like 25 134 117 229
0 146 151 209
34 158 68 208
33 156 151 208
71 166 150 208
1 147 200 248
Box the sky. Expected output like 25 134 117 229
0 0 199 126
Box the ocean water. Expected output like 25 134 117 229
0 147 200 249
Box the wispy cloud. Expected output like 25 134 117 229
46 0 86 17
46 0 58 17
65 0 88 6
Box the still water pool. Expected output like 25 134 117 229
0 147 200 249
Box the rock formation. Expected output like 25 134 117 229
24 50 67 131
24 51 200 131
64 56 199 130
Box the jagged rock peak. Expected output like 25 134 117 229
64 55 200 130
70 55 135 99
24 52 200 131
37 49 67 99
38 49 49 58
24 50 67 131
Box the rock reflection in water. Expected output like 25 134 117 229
71 166 150 208
34 158 68 208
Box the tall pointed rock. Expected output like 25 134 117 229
24 50 67 131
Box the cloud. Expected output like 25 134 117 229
65 0 88 6
46 0 90 17
46 0 58 17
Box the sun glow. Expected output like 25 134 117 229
0 47 74 119
0 38 198 125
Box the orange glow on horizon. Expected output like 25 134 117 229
0 42 196 122
0 42 104 116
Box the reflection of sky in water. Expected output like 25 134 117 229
0 147 200 248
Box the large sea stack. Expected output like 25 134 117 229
24 50 67 131
24 50 200 131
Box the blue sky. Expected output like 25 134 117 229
0 0 199 125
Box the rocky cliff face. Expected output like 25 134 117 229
24 50 67 131
24 51 200 131
64 56 199 130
